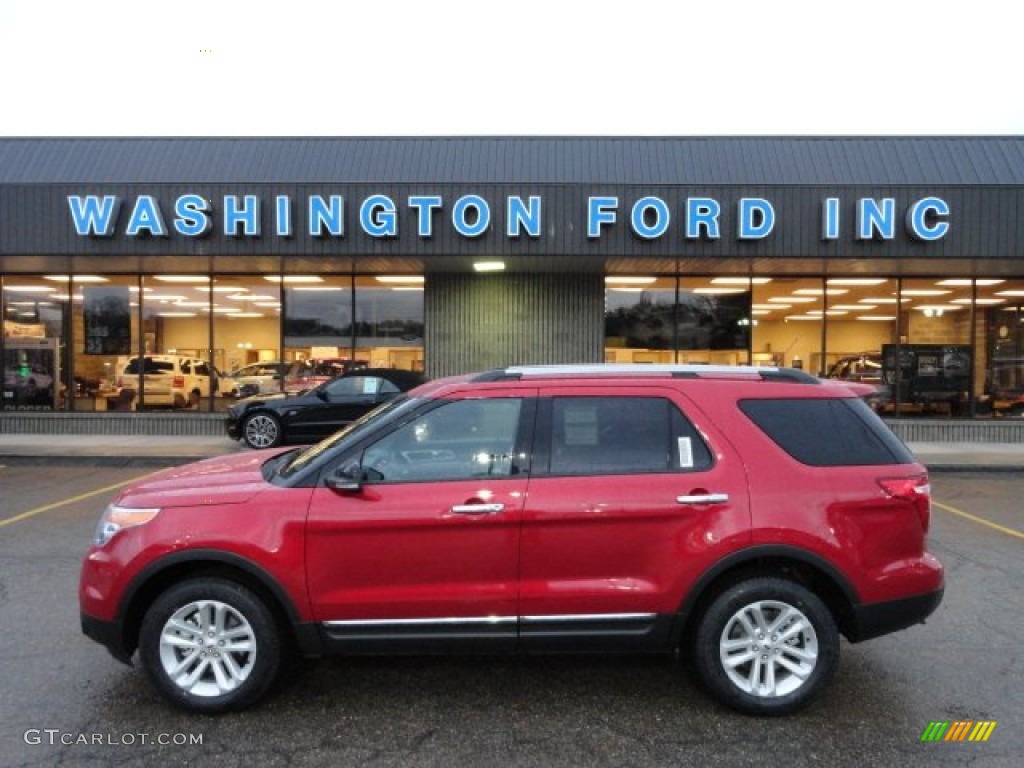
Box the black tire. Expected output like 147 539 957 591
242 411 283 449
138 578 282 714
692 577 839 716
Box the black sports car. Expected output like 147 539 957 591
226 368 426 449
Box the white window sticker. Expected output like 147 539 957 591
677 436 694 469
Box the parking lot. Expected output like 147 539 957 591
0 461 1020 768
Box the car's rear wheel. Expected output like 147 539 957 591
242 412 282 449
138 578 282 713
693 577 839 715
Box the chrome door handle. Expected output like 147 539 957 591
450 503 505 515
676 493 729 505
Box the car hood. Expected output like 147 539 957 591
113 448 293 509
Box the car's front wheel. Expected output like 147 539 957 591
242 412 282 449
692 577 839 715
138 578 282 713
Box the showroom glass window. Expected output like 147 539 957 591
138 275 213 411
985 278 1024 417
70 275 141 412
604 277 677 363
282 275 355 370
890 278 973 417
750 278 823 372
2 275 70 411
821 278 896 383
678 277 752 366
354 275 424 372
212 276 282 410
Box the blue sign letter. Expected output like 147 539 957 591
452 195 490 238
686 198 721 239
857 198 895 240
276 195 292 237
630 197 670 240
308 195 345 237
822 197 840 240
408 195 442 237
588 196 618 238
126 196 168 237
174 194 212 237
738 198 775 239
507 196 542 238
360 195 398 237
224 195 261 237
68 195 120 237
906 197 950 241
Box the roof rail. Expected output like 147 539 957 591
471 364 821 384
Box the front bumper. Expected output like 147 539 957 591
847 586 944 642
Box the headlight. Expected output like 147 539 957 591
93 504 160 546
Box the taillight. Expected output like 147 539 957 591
173 375 185 388
878 474 931 532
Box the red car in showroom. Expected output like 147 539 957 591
80 364 943 715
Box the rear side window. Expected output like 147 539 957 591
738 397 915 466
549 396 712 475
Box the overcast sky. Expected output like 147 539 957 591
0 0 1020 136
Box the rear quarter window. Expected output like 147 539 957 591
738 397 915 466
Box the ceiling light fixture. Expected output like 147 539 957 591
375 276 425 284
709 277 772 285
473 261 505 272
826 278 888 286
43 275 109 283
605 276 656 284
263 276 324 284
153 275 210 283
936 279 1005 286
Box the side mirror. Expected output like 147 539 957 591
325 464 362 492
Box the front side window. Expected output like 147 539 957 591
548 396 712 475
361 398 523 483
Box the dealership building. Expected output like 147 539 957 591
1 136 1023 435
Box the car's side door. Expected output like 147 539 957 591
305 390 536 653
289 375 400 440
518 386 750 651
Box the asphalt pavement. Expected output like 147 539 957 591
0 433 1020 471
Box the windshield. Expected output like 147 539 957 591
275 394 422 479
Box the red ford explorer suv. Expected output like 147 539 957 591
80 364 943 715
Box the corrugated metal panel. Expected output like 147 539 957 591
3 137 1024 186
425 273 603 378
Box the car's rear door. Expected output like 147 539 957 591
518 385 750 651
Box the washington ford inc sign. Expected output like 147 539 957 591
67 193 951 243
